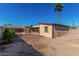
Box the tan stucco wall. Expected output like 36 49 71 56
39 24 53 38
25 27 30 33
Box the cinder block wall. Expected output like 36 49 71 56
54 31 69 38
0 27 4 40
53 26 69 38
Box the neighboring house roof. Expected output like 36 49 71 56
0 26 3 28
33 25 39 27
12 26 25 28
39 23 70 27
3 24 25 28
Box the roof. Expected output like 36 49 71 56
39 23 70 27
33 25 39 27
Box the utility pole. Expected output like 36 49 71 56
73 19 74 28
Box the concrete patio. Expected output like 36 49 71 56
0 35 42 56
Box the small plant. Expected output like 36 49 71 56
1 27 14 44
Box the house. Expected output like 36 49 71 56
2 23 70 38
3 24 26 34
25 25 39 35
14 23 69 38
39 23 70 38
13 26 25 34
12 25 39 35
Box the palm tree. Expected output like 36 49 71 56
54 3 63 24
54 3 63 36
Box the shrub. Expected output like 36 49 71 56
1 27 14 44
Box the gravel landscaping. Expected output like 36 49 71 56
0 35 42 56
18 33 79 56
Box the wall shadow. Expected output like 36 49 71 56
15 35 43 56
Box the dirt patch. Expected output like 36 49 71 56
17 33 79 56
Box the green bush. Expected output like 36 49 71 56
1 27 14 44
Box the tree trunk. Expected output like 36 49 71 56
58 11 60 24
58 11 60 36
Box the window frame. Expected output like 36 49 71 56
44 26 48 32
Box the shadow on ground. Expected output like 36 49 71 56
0 35 43 56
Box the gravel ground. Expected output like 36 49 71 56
0 36 42 56
17 33 79 56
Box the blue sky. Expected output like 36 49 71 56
0 3 79 26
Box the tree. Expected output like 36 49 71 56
1 28 14 44
54 3 63 36
54 3 63 24
30 25 33 27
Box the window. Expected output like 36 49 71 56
44 26 48 32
